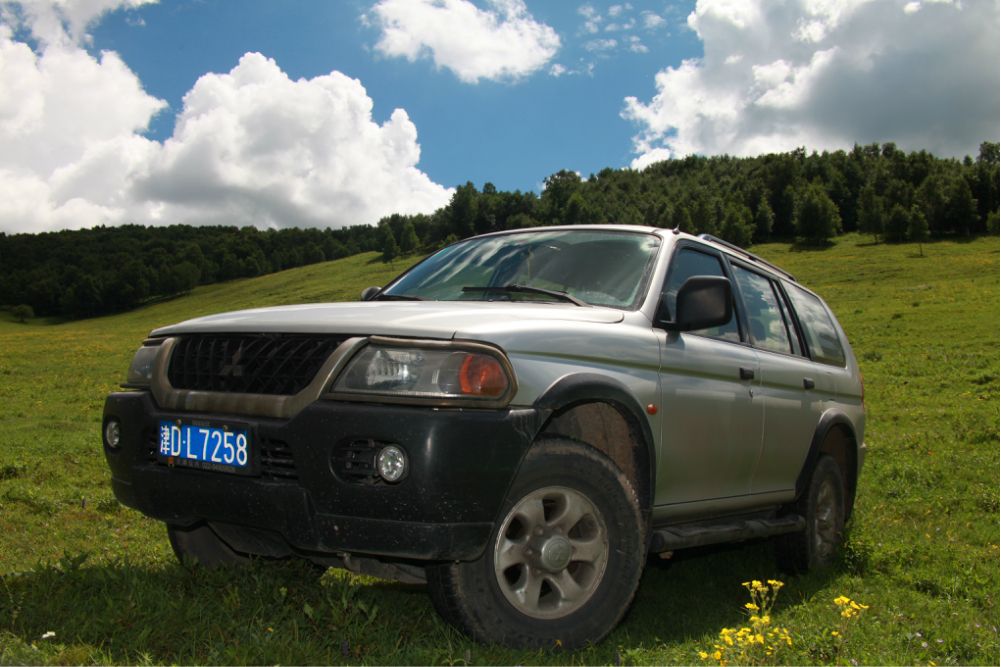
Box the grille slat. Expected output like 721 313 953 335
167 334 344 396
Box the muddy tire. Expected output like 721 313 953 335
427 438 645 649
775 455 846 573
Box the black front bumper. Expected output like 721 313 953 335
103 391 540 562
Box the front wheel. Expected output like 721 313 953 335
427 438 645 649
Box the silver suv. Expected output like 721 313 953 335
102 226 865 649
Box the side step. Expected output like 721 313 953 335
649 515 805 553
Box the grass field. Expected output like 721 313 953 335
0 235 998 665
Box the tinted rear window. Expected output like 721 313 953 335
785 284 846 366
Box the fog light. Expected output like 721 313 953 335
376 445 407 483
104 419 121 449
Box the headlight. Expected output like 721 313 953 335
329 339 515 406
125 342 161 387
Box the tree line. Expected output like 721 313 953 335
0 224 386 319
2 142 997 320
377 141 998 260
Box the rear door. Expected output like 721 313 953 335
727 263 839 495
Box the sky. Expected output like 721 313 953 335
0 0 997 234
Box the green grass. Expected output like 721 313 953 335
0 236 997 665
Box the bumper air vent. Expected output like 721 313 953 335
333 439 397 485
167 334 346 396
260 438 298 480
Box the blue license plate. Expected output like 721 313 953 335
157 420 251 473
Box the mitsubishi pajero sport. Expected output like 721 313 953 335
102 225 865 648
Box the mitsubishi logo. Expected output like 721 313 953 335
219 345 245 378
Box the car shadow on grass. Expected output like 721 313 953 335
0 539 843 665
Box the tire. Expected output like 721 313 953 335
775 455 846 574
167 522 249 567
427 438 645 649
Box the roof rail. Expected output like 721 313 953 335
697 234 797 282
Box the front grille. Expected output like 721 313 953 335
167 334 345 396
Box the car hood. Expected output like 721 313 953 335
151 301 625 339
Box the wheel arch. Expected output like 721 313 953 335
795 410 861 520
532 373 656 515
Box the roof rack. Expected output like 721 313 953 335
697 234 797 282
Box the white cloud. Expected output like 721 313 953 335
0 2 452 233
624 0 1000 166
574 1 660 65
585 37 617 52
626 35 648 53
1 0 155 45
641 11 666 30
368 0 560 84
0 6 166 232
604 18 636 32
135 53 452 229
608 3 631 18
578 4 602 33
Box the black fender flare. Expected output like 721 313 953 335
795 409 860 512
531 373 657 512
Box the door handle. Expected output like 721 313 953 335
803 377 815 389
739 367 755 380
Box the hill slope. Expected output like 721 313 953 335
0 236 997 665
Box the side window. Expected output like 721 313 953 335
731 265 793 355
662 247 740 342
785 284 847 366
775 287 805 356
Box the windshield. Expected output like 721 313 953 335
381 229 662 310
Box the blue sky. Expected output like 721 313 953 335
0 0 997 233
87 0 701 192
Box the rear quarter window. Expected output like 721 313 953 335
785 284 846 366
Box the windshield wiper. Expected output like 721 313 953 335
372 293 424 301
461 284 588 307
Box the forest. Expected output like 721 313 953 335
1 141 997 320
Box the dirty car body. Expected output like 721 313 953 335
102 226 865 648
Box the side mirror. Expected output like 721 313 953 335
662 276 733 332
360 286 382 301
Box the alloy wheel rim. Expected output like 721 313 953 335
493 486 609 619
